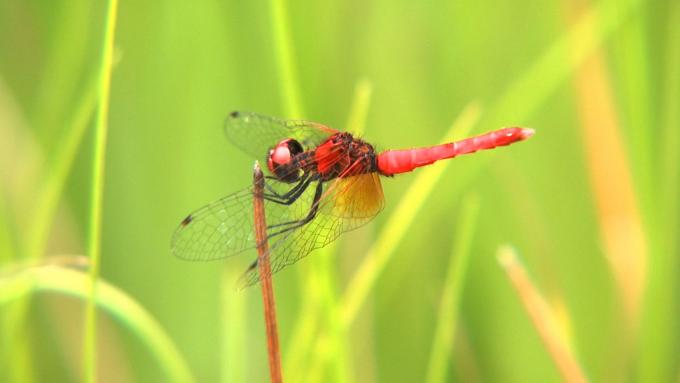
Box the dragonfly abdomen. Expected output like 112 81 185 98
376 127 534 175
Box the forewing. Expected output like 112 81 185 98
172 139 349 263
171 187 256 261
224 111 337 160
171 177 329 262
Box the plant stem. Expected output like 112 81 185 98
83 0 118 381
253 162 283 383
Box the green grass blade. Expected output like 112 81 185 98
300 103 480 381
637 3 680 381
83 0 119 381
484 0 643 129
221 269 247 383
283 269 323 381
304 0 644 363
0 26 98 383
345 79 373 136
340 103 481 326
0 265 195 383
25 70 98 261
425 194 480 383
614 0 653 216
270 0 304 118
300 80 374 383
0 193 16 263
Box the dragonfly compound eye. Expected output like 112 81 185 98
267 139 304 181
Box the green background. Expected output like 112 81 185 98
0 0 678 382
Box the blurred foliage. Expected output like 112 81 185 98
0 0 678 382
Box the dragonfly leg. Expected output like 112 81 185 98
262 175 315 205
267 181 323 237
263 174 307 199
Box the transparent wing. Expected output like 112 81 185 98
172 139 350 262
237 172 385 287
224 111 338 160
171 178 324 262
172 171 384 287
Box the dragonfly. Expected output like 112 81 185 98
171 111 534 287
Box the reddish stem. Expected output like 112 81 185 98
253 162 283 383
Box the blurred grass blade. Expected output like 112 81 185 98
341 103 481 326
485 0 643 129
83 0 119 381
299 0 644 374
638 3 680 381
613 0 653 215
565 0 646 324
306 80 374 383
303 102 480 379
283 269 323 381
270 0 304 118
336 0 646 328
0 266 195 383
425 194 479 383
0 75 39 383
29 3 92 134
1 23 99 383
345 79 373 136
221 269 247 383
301 104 480 379
25 70 98 261
267 1 322 377
659 2 680 262
497 246 589 383
0 194 15 263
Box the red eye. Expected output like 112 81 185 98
267 139 303 175
272 145 292 165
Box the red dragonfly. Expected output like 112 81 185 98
172 111 534 286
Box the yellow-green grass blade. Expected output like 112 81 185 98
0 24 99 383
637 3 680 381
306 0 644 363
285 80 373 382
24 69 98 261
340 103 481 327
270 0 304 118
299 80 374 383
300 103 479 381
221 268 247 383
484 0 643 130
0 265 195 383
425 194 479 383
345 79 373 136
83 0 119 381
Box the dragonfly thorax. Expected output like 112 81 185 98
314 132 378 181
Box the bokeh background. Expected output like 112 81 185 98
1 0 678 382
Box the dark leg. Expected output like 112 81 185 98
262 175 314 205
263 175 306 199
267 181 324 237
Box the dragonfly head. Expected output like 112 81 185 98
267 138 304 182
